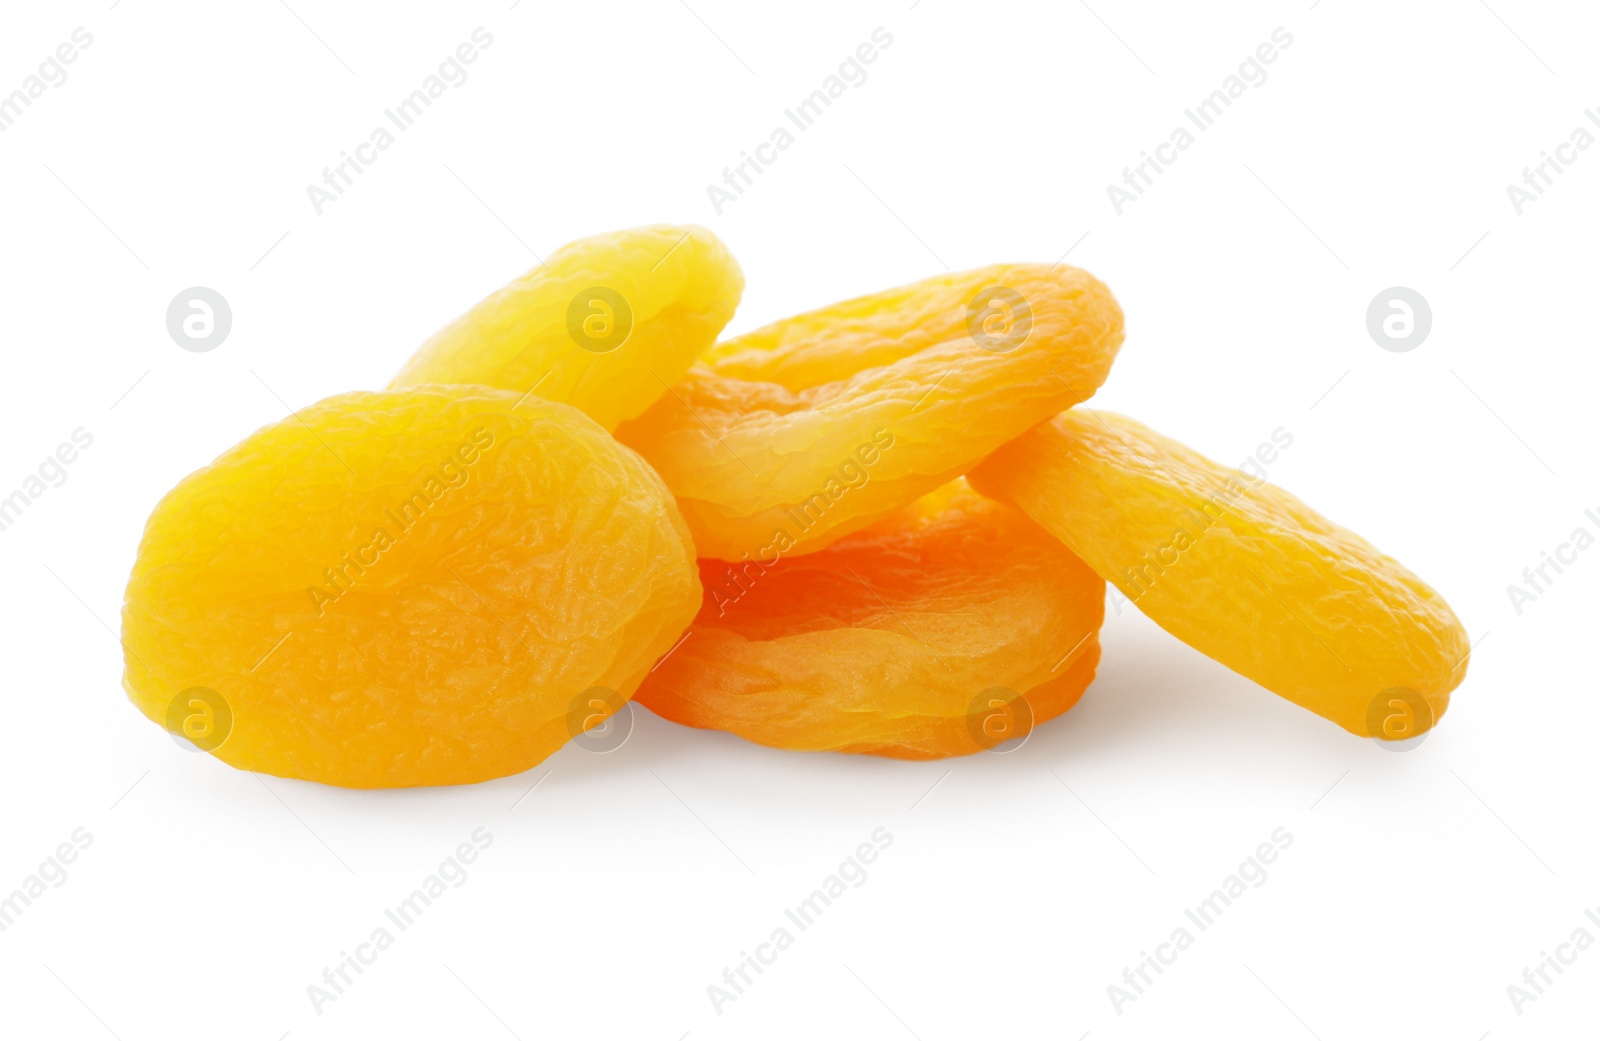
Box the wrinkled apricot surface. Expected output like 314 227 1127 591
634 482 1105 758
121 388 701 788
615 264 1123 560
390 224 743 431
968 410 1469 738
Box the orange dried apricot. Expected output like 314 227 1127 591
121 388 701 788
634 481 1105 758
614 264 1123 561
390 224 744 431
968 409 1469 738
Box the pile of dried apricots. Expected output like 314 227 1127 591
121 224 1469 788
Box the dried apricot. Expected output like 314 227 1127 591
968 410 1469 738
390 224 744 431
121 388 701 788
634 481 1105 758
614 264 1123 560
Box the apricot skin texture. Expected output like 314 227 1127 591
635 482 1105 758
121 388 701 788
615 264 1124 560
390 224 743 432
969 410 1469 738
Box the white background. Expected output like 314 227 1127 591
1 1 1595 1038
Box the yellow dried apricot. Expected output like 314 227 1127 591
634 481 1105 758
968 410 1469 738
121 388 701 788
614 264 1123 561
390 224 744 431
